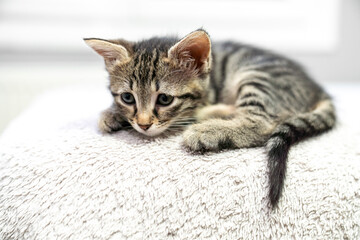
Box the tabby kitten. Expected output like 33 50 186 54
84 29 336 207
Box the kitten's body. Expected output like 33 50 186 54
85 30 335 207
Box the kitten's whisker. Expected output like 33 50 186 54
171 120 196 124
172 121 193 124
174 118 196 121
173 118 197 122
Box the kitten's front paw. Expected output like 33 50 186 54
182 123 234 152
98 110 125 133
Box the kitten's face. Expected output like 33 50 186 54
85 30 212 136
108 53 208 136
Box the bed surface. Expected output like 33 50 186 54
0 83 359 239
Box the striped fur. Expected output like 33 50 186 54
85 30 336 207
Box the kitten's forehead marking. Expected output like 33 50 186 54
155 80 160 92
129 79 133 91
131 48 160 86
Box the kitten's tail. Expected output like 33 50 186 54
266 98 336 207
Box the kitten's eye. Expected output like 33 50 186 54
121 92 135 104
156 94 174 106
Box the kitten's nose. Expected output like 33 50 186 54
138 124 152 131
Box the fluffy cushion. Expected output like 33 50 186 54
0 84 359 239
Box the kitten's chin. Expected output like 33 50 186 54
132 124 167 137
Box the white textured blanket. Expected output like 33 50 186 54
0 84 359 239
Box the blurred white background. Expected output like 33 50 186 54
0 0 359 133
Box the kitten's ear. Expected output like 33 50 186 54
168 30 211 73
84 38 130 64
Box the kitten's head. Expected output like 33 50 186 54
85 30 212 136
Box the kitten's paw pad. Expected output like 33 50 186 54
182 124 233 152
98 111 124 133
